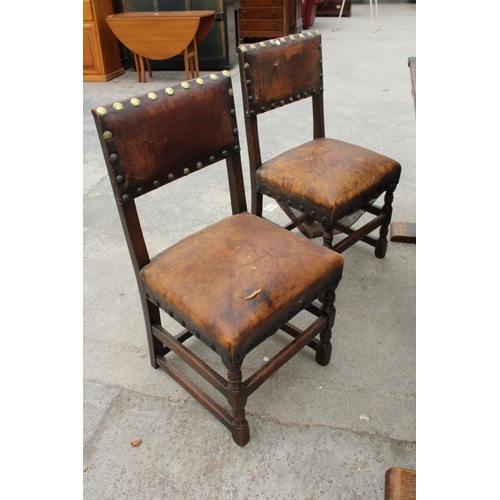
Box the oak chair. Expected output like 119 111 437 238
92 71 344 446
238 31 401 257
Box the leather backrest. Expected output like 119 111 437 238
92 71 240 205
238 32 323 117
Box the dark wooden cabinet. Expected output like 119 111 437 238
238 0 302 41
316 0 351 17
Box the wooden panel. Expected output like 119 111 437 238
240 19 283 31
240 7 282 18
241 0 283 6
83 0 93 21
83 0 125 82
238 0 300 40
83 24 101 74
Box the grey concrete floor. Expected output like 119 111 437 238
83 3 415 499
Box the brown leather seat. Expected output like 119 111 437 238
238 32 401 257
92 71 344 446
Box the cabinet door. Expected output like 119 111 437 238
83 24 102 75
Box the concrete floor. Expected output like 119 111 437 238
83 3 415 498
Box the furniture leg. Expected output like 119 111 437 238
375 187 396 258
223 358 250 446
315 277 340 366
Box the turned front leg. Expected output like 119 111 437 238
222 358 250 446
315 276 341 366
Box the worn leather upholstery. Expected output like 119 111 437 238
257 138 401 224
140 212 344 362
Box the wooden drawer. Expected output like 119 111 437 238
239 19 283 32
240 0 283 7
240 7 282 19
316 0 351 17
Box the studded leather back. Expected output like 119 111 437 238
92 72 240 205
238 32 323 117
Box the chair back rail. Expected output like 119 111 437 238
92 72 242 207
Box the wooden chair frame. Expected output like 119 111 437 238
92 71 344 446
238 31 401 258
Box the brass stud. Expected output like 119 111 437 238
130 98 140 107
165 87 175 96
196 77 204 86
183 168 190 175
299 33 305 39
279 100 285 106
289 97 294 103
103 130 113 141
222 70 230 78
270 40 276 45
148 92 158 101
168 174 174 181
109 153 118 163
307 31 313 37
196 162 203 170
240 46 248 53
250 44 257 50
316 30 321 35
210 74 219 81
228 88 234 96
96 106 107 116
280 37 286 43
290 35 296 41
181 82 190 90
260 42 266 48
244 62 250 69
275 40 281 45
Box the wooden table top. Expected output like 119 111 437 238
106 11 216 60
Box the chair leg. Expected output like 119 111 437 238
322 223 334 250
142 298 164 368
223 358 250 446
375 186 396 259
315 276 340 366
